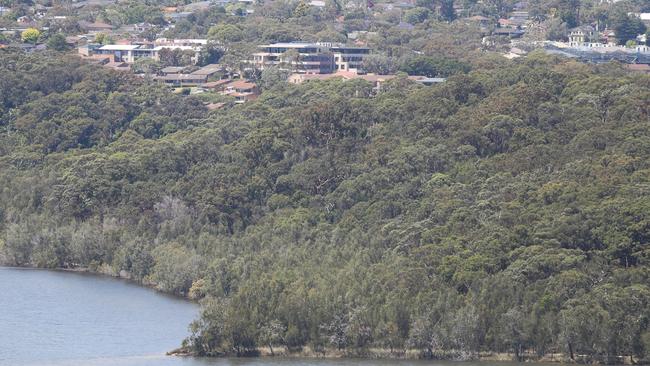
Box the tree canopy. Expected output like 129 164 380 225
1 49 649 362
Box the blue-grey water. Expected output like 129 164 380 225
0 267 545 366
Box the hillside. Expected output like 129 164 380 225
0 48 649 361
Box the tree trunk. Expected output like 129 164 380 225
568 342 574 360
269 344 274 356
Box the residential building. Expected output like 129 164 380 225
80 39 206 64
191 63 227 78
221 79 259 103
467 15 491 28
153 74 208 86
161 66 187 75
544 42 650 64
78 20 114 33
492 27 525 38
250 42 371 74
568 25 596 46
330 44 370 72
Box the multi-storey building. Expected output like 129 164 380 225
81 39 207 64
250 42 370 74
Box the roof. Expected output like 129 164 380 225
227 79 256 89
203 79 233 88
259 42 320 48
155 74 208 81
152 45 199 51
161 66 186 74
79 21 114 30
191 64 225 75
409 76 446 83
98 44 140 51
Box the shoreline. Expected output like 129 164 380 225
2 265 645 365
0 264 198 303
168 346 644 365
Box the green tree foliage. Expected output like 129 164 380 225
1 50 650 361
610 10 647 45
399 55 470 77
404 7 431 24
47 33 69 51
439 0 456 21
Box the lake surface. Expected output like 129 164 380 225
0 267 544 366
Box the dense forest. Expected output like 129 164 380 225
0 48 649 362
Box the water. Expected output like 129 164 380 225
0 267 199 366
0 267 541 366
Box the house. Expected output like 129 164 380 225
250 42 371 74
105 61 131 72
191 64 227 78
498 18 516 27
153 74 208 86
467 15 491 28
78 20 114 33
492 27 524 38
601 29 617 45
165 12 193 22
508 11 529 27
201 79 234 90
568 25 596 46
81 39 205 64
161 66 187 75
221 79 259 103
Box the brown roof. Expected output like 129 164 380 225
227 80 256 90
203 79 233 88
79 20 114 30
154 74 208 82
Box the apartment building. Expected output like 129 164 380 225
250 42 370 74
81 38 206 64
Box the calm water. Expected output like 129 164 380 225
0 267 541 366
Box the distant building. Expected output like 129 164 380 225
220 79 259 103
467 15 491 28
250 42 371 74
153 74 208 86
492 27 524 38
78 20 114 33
190 63 227 78
80 38 207 65
544 42 650 64
568 25 596 46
